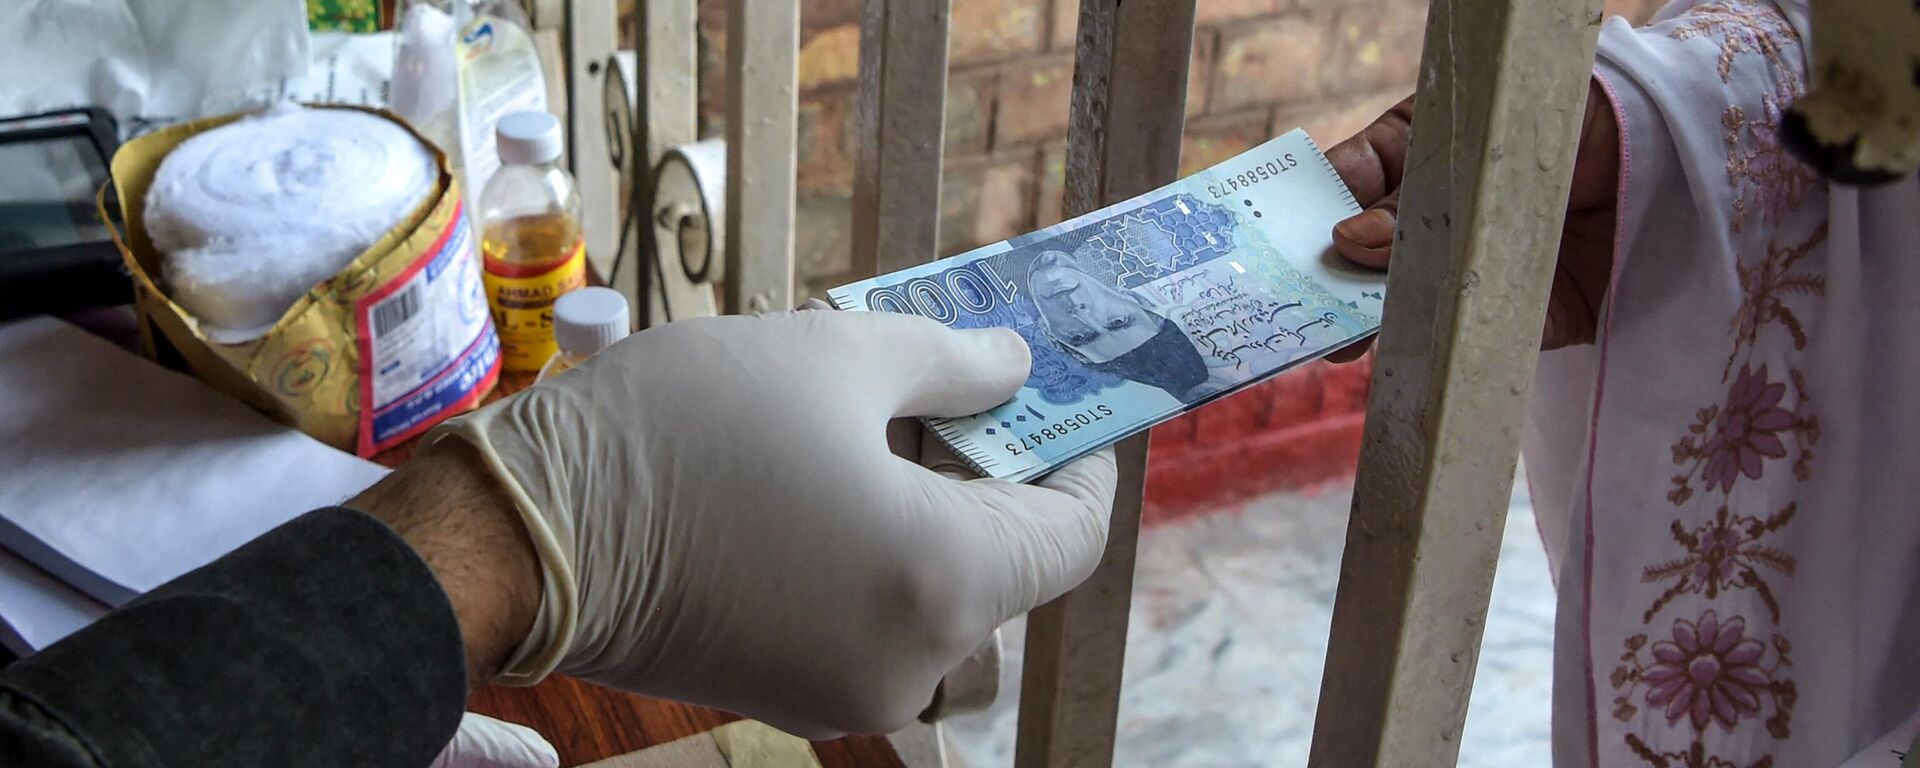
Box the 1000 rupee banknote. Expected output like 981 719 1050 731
829 130 1386 482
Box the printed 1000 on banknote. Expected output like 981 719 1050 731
829 130 1386 482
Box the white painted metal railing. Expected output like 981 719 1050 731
547 0 1604 764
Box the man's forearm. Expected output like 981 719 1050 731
349 438 541 687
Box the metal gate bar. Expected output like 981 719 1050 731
564 0 619 282
1014 2 1197 766
623 0 697 324
722 0 798 314
850 0 951 275
596 0 1607 764
1307 0 1602 765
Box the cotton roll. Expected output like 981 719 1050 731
147 104 438 343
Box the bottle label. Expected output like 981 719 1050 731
456 15 548 214
484 238 587 372
354 203 502 456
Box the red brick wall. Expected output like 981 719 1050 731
690 0 1423 296
640 0 1664 297
624 0 1664 517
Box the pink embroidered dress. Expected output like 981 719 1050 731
1523 1 1920 765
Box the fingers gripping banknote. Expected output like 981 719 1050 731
829 130 1386 482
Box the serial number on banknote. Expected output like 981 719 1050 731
1003 404 1116 455
1205 151 1301 200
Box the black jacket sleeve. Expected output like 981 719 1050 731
0 507 468 768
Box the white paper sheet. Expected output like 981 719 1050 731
0 546 108 657
0 317 388 611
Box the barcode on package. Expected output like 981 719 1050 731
353 205 501 456
372 282 423 337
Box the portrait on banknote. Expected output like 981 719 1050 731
831 130 1386 481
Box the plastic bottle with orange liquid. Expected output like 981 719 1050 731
479 111 586 372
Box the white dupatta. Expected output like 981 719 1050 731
1521 1 1920 765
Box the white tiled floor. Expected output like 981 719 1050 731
946 480 1557 767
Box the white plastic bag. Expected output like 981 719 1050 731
0 0 308 137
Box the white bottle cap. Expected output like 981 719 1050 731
553 287 631 357
496 111 564 165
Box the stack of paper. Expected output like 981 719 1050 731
0 549 106 653
0 317 388 655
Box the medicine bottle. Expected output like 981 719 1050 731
480 111 587 372
537 287 631 382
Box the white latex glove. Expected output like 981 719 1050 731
430 713 559 768
433 309 1117 738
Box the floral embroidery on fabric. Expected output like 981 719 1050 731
1667 0 1802 85
1722 84 1820 233
1640 503 1797 623
1613 16 1831 746
1729 223 1828 366
1679 1 1817 237
1701 367 1795 491
1665 223 1828 507
1611 611 1797 737
1626 221 1824 763
1631 224 1823 763
1622 739 1777 768
1667 364 1820 503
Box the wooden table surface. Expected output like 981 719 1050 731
376 371 904 767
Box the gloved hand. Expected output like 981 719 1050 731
432 309 1117 738
1323 80 1621 358
430 713 559 768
